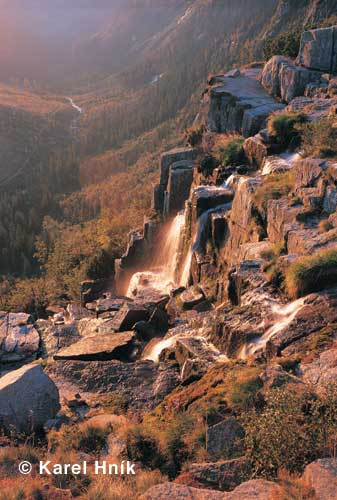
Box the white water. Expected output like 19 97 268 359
262 152 301 176
239 297 306 359
127 213 185 298
143 332 229 363
180 249 193 287
68 97 83 114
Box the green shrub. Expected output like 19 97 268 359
263 29 302 59
215 136 245 166
267 112 307 147
254 170 295 215
299 116 337 159
241 388 329 478
286 249 337 298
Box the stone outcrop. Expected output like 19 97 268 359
261 55 322 103
187 458 251 492
0 312 40 364
303 459 337 500
206 417 244 457
141 479 285 500
48 359 180 412
0 363 60 433
206 69 284 137
153 147 194 216
300 346 337 389
53 331 136 362
297 26 337 73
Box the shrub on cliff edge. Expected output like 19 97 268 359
286 249 337 298
267 111 307 148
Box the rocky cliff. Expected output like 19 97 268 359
1 21 337 500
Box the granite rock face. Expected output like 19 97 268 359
303 459 337 500
0 312 40 364
187 458 251 492
154 147 195 216
53 331 136 362
261 55 322 103
205 69 284 137
297 26 337 73
0 363 60 433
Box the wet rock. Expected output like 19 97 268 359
164 160 194 217
102 302 150 332
187 458 251 491
53 331 136 362
303 459 337 500
180 288 205 310
266 293 337 359
0 363 60 433
206 417 244 457
0 312 40 364
297 26 337 73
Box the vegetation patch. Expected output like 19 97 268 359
299 116 337 158
286 249 337 298
267 111 307 148
214 135 245 166
254 170 295 215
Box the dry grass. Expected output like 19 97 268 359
275 470 318 500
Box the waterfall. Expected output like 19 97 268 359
262 152 301 176
126 213 185 297
239 297 306 359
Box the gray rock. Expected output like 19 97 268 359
164 160 194 217
140 483 224 500
303 459 337 500
206 417 244 457
0 312 40 363
0 363 60 433
296 158 327 188
323 186 337 214
297 26 337 73
188 458 251 491
53 331 136 362
180 288 205 310
300 347 337 389
102 302 150 332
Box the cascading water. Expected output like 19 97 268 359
126 213 185 298
261 152 301 176
239 296 306 359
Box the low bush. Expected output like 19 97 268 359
254 170 295 215
285 249 337 298
299 116 337 158
242 385 337 478
263 29 302 59
186 123 205 147
215 135 245 166
267 112 307 147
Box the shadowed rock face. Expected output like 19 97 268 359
53 331 136 362
0 363 60 433
206 69 284 137
0 312 40 364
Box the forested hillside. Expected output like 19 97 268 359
2 0 337 310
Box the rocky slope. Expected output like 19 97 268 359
1 21 337 500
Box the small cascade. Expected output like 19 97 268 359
262 152 301 176
239 297 306 359
180 249 193 286
126 213 185 297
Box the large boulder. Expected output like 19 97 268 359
300 347 337 389
140 483 225 500
261 56 322 103
187 458 251 491
297 26 337 73
206 69 284 137
0 363 60 433
206 417 244 457
102 302 150 332
226 479 285 500
53 331 136 362
303 459 337 500
0 312 40 364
